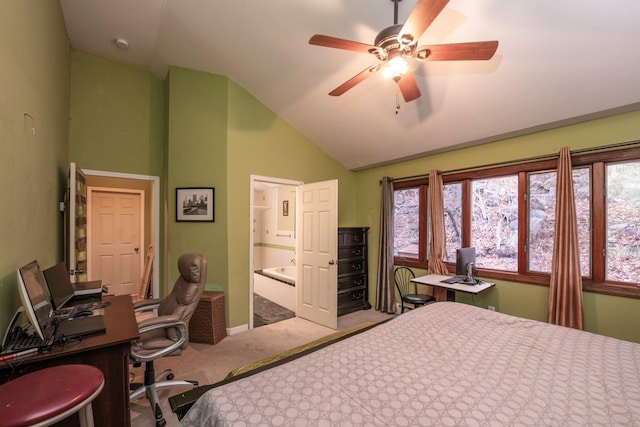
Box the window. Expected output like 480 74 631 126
527 171 555 273
393 187 421 259
471 176 518 272
443 183 462 263
606 161 640 283
527 168 591 276
392 145 640 297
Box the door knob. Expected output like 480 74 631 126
328 260 335 265
134 247 139 253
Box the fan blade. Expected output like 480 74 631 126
329 65 380 96
396 69 421 102
309 34 377 53
417 41 499 61
399 0 450 45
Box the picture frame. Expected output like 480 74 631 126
176 187 215 222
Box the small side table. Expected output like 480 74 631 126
411 274 495 302
189 291 227 344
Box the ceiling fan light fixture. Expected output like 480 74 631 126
374 24 404 48
415 47 431 61
383 55 408 80
308 0 499 101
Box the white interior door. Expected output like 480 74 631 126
88 189 143 295
81 169 160 300
296 179 338 329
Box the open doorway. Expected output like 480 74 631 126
249 175 302 329
83 169 160 299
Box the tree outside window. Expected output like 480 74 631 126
394 187 420 259
443 183 462 263
528 168 591 276
471 176 518 272
606 161 640 282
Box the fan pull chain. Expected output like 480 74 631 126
395 88 401 115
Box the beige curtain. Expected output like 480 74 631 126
376 177 396 313
548 147 584 330
427 170 449 301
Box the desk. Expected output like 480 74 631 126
0 295 138 427
412 274 495 302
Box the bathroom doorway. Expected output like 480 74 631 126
249 175 302 329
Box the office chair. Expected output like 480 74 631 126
129 253 207 427
394 266 436 313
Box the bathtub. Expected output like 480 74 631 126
261 266 296 285
254 268 296 312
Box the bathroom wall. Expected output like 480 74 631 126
253 186 296 270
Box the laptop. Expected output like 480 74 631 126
54 314 106 340
43 262 103 312
2 262 107 355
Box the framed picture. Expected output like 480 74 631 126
176 187 215 222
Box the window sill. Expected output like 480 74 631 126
395 260 640 299
582 281 640 299
478 270 640 299
481 271 640 299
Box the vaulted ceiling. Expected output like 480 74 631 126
60 0 640 170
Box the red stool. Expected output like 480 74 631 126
0 364 104 427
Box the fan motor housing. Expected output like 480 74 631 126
373 24 416 61
374 24 403 49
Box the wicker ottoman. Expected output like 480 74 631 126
189 291 227 344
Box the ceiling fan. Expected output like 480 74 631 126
309 0 499 102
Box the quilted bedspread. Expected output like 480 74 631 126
181 302 640 426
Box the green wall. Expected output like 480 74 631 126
0 1 70 338
69 51 165 177
67 50 166 290
65 60 358 329
165 67 229 296
226 80 358 327
166 70 359 327
355 110 640 343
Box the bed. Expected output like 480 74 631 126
172 302 640 426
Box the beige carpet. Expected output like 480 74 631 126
130 309 395 427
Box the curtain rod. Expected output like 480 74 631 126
387 140 640 183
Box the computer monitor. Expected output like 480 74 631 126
17 260 54 340
456 247 476 282
43 262 75 310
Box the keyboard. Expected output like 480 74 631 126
3 333 47 353
54 301 111 320
441 277 479 285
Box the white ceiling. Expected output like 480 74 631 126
59 0 640 170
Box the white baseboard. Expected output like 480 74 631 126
227 324 248 335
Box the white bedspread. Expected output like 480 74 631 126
181 302 640 426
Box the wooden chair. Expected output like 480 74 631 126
394 266 436 313
132 245 153 302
